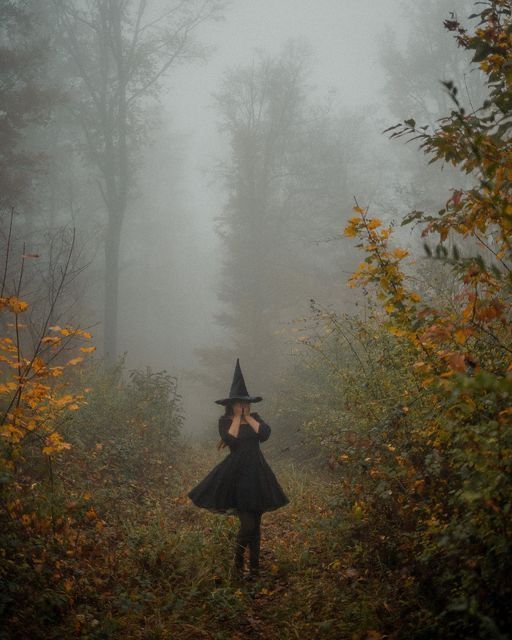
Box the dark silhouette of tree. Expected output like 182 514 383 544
0 0 60 210
197 41 367 397
53 0 224 364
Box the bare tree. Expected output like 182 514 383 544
52 0 224 364
0 0 60 210
197 41 367 397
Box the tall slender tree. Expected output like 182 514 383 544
197 41 367 397
0 0 59 210
53 0 224 364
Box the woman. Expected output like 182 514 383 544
187 359 289 579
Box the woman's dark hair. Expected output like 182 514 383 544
217 402 234 450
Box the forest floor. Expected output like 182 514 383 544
126 441 392 640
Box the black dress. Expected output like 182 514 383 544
188 413 290 515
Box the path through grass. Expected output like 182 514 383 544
129 442 388 640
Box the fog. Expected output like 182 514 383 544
126 0 406 425
5 2 510 633
2 0 482 435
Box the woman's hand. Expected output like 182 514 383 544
245 411 260 432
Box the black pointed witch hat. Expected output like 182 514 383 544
215 358 262 405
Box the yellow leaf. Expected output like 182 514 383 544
42 432 71 455
454 329 467 345
388 326 407 337
49 366 64 377
79 346 96 353
6 297 28 314
392 247 409 259
0 383 18 393
68 356 83 366
32 357 46 373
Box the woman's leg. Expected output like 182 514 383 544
248 511 262 573
234 511 258 572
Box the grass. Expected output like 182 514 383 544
4 438 397 640
88 441 389 640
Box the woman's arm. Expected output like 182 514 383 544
246 412 271 442
219 415 241 446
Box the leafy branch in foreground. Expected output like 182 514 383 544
339 2 511 636
0 213 95 470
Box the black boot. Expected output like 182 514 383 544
233 542 245 578
248 528 260 577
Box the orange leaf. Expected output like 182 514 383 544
392 247 409 259
447 353 466 372
454 329 468 345
6 297 28 313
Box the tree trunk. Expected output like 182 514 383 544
102 0 128 367
103 215 122 365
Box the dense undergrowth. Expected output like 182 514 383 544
277 308 511 639
1 407 419 640
275 3 512 637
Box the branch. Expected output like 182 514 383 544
126 1 218 104
52 1 103 114
126 0 148 76
1 207 14 298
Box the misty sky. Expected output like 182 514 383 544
166 0 406 229
119 0 469 428
134 0 409 425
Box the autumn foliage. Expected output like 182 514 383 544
0 218 184 638
339 2 512 636
276 3 512 638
